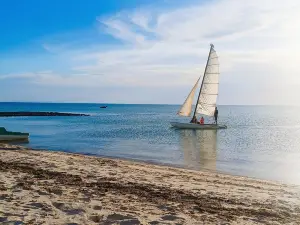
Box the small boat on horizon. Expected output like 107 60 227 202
0 127 29 141
170 44 227 130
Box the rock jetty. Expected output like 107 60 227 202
0 112 89 117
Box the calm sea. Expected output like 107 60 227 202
1 102 300 185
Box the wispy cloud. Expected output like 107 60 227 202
0 73 37 80
75 0 300 88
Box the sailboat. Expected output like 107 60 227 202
170 44 227 130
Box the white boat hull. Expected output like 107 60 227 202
0 135 29 141
170 122 227 130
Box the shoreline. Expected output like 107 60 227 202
36 150 282 186
1 144 300 224
24 145 292 187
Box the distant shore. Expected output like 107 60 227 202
0 144 300 224
0 112 89 117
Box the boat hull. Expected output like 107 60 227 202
0 135 29 141
0 127 29 141
170 122 227 130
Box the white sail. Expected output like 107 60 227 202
177 78 200 117
196 47 219 116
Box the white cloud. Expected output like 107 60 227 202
80 0 300 97
2 0 300 104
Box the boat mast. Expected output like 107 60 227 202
192 44 214 118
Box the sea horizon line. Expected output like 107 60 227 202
0 101 299 107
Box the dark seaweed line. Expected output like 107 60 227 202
0 160 297 223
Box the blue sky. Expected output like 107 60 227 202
1 0 300 104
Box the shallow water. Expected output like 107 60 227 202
1 102 300 185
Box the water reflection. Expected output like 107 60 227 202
179 129 217 171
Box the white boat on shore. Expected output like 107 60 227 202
0 127 29 141
171 44 227 130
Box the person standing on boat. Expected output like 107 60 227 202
214 107 218 124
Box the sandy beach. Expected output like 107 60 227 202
0 144 300 224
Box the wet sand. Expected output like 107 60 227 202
0 144 300 224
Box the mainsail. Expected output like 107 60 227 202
196 45 219 116
177 78 200 116
177 44 219 118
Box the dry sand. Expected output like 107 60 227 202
0 143 300 225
